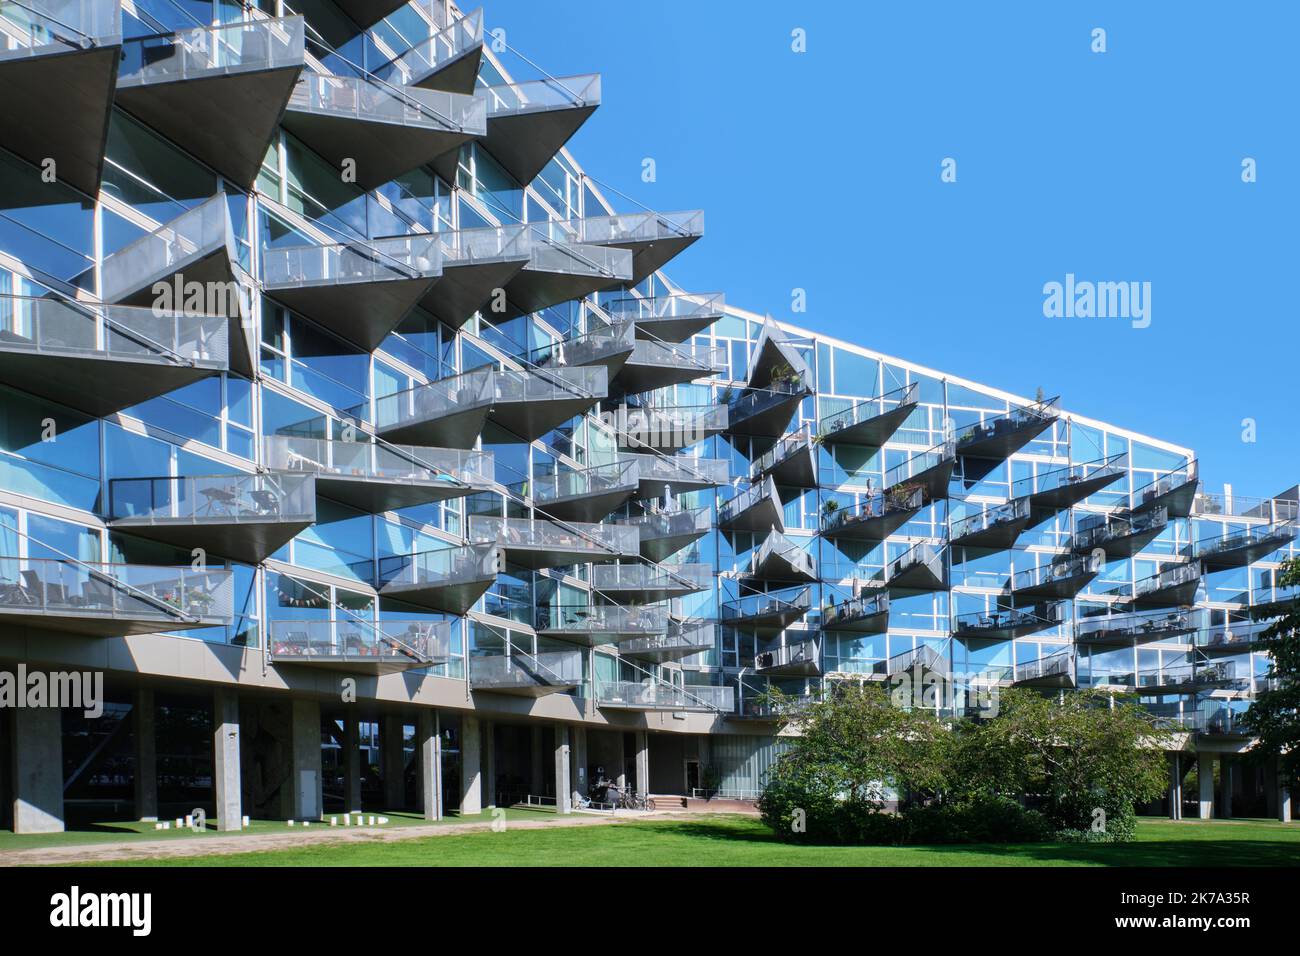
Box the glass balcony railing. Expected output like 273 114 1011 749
951 497 1031 544
1195 520 1298 565
262 235 441 288
1196 620 1272 653
622 452 728 489
117 17 304 88
1251 582 1300 616
1130 460 1199 514
822 486 924 538
876 644 948 678
727 378 810 428
955 398 1060 458
595 679 733 713
612 401 729 450
1074 607 1199 644
1013 649 1075 686
288 72 485 133
1007 554 1099 596
480 73 602 116
109 472 315 525
612 505 712 541
590 562 712 593
535 602 669 636
620 620 717 660
469 649 583 691
541 210 705 249
528 321 635 369
376 542 499 591
1073 506 1168 553
469 515 639 560
953 603 1063 638
883 440 955 495
1192 492 1297 523
432 222 531 265
522 458 639 508
600 293 725 340
718 476 782 530
0 556 233 629
755 637 819 673
0 293 228 370
624 335 726 376
368 367 495 433
817 382 919 445
264 435 493 487
751 530 816 580
0 0 120 53
821 589 889 630
1131 561 1202 604
374 6 482 87
887 540 947 589
268 619 450 667
1012 453 1127 509
721 584 811 625
750 427 814 482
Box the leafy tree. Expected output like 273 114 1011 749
1244 556 1300 786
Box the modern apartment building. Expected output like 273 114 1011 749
0 0 1294 834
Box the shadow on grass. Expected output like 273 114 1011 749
641 819 1299 866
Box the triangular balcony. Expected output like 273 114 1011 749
269 619 450 675
469 648 583 698
1196 519 1298 569
99 194 255 375
469 515 638 571
726 380 810 440
748 530 816 583
820 485 923 542
612 334 726 394
115 18 305 190
1130 461 1199 518
821 589 889 633
622 452 728 499
1250 582 1300 620
595 679 733 714
875 644 948 680
0 0 121 196
885 440 956 503
818 382 919 448
1012 649 1076 689
951 497 1032 552
610 403 729 453
601 292 725 343
535 601 668 647
621 620 717 662
262 234 442 350
367 368 496 448
755 636 820 678
718 476 784 533
264 435 493 513
416 224 531 329
887 541 948 592
1131 561 1202 608
1073 506 1168 559
589 562 711 602
0 556 232 637
500 239 632 317
953 603 1063 641
955 398 1060 471
551 210 704 287
1015 454 1127 514
612 506 712 562
523 458 640 523
528 321 636 381
297 0 410 38
721 584 811 633
1074 607 1199 646
750 427 817 488
1006 553 1100 601
746 316 810 392
0 293 227 417
444 74 600 187
1197 620 1271 656
282 72 484 191
485 365 608 441
373 7 483 95
108 473 316 565
375 542 500 614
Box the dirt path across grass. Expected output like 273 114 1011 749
1 811 661 866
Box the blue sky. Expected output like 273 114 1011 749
484 0 1299 497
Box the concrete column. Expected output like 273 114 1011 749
382 715 405 810
417 710 442 821
1168 752 1182 821
530 725 544 795
1197 752 1214 820
290 699 322 821
10 706 64 833
342 712 363 813
615 732 627 789
1219 755 1233 819
555 725 571 814
635 730 650 798
482 720 496 807
571 725 588 799
213 688 242 831
133 686 157 821
460 714 482 816
1281 767 1293 824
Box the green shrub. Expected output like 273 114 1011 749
902 796 1052 845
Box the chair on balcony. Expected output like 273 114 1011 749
249 488 281 516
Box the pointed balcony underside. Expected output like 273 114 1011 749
296 0 409 39
114 19 306 190
1028 468 1126 514
612 343 719 394
635 521 710 563
822 593 890 633
755 640 820 678
408 41 481 95
888 547 947 593
604 229 702 289
109 515 311 567
753 437 817 488
727 387 808 440
459 84 598 187
954 606 1061 641
957 411 1057 466
1199 523 1298 569
311 472 477 514
486 378 607 443
418 252 531 330
0 38 120 198
1132 565 1202 609
820 399 918 448
951 503 1033 551
1133 475 1199 519
1008 564 1098 601
376 548 500 615
501 242 633 318
722 598 809 634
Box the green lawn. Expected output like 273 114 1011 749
0 807 552 853
85 815 1300 867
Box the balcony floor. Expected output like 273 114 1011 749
0 608 217 639
376 403 492 450
535 484 637 523
108 516 313 566
501 252 624 318
408 43 483 96
270 654 436 675
265 274 438 352
310 473 478 514
378 575 495 615
418 255 530 330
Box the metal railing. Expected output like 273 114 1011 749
520 458 639 506
728 377 810 424
1129 460 1198 510
594 679 733 712
1014 649 1074 684
268 618 449 663
528 322 635 370
822 589 889 628
117 16 304 88
877 643 948 677
469 515 639 558
0 555 233 624
109 473 315 524
469 648 583 689
1073 506 1167 551
376 542 499 589
589 562 712 591
953 603 1062 635
752 530 815 578
1074 607 1199 643
601 292 724 326
750 426 813 481
718 476 779 526
822 485 924 533
883 440 955 490
0 293 228 368
262 234 441 287
373 6 482 86
620 620 717 658
755 637 819 672
951 497 1031 541
610 505 712 542
955 397 1060 449
1007 553 1099 592
721 584 811 623
535 602 668 635
479 73 602 115
817 382 919 437
0 0 120 52
1011 453 1127 501
1192 492 1298 523
621 452 728 487
624 335 726 376
1195 519 1298 561
264 434 493 486
288 70 485 133
1132 561 1202 601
